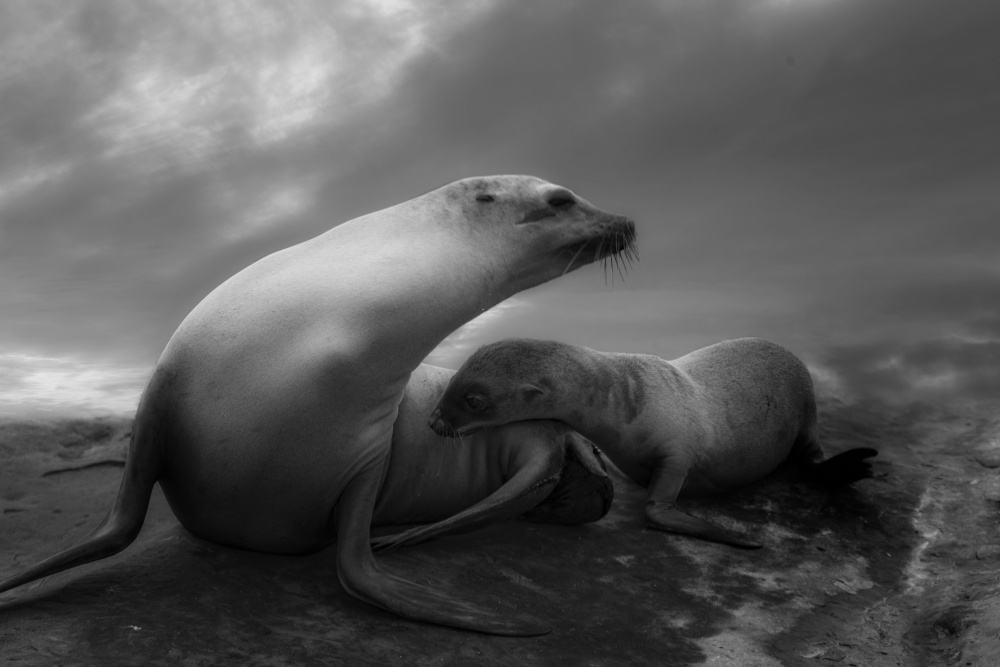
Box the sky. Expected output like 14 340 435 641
0 0 998 416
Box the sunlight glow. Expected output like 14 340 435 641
0 353 148 417
425 297 526 367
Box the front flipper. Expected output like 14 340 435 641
371 439 565 552
337 462 550 636
645 457 762 550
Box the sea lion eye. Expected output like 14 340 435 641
548 196 574 208
464 394 488 413
475 194 495 203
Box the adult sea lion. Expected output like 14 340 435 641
430 337 877 549
0 175 635 635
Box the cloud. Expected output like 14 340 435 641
818 336 1000 408
1 0 998 414
0 0 504 369
0 353 148 417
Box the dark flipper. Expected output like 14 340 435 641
1 427 159 595
523 433 614 525
337 462 551 637
645 455 762 550
805 448 878 487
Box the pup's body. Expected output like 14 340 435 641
432 337 876 548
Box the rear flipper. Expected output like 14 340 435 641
371 435 568 552
645 456 762 550
0 430 156 595
0 515 140 595
522 433 613 525
804 448 878 487
338 462 550 636
646 505 762 549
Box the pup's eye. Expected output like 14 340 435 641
464 394 488 413
475 194 495 203
548 197 574 208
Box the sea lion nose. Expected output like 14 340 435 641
428 409 446 434
428 411 458 438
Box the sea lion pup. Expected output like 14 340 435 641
371 364 612 552
0 175 635 636
430 337 877 549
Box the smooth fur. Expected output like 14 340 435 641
431 337 877 548
0 176 634 636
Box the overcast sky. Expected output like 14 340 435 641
1 0 998 416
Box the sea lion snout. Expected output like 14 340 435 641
603 215 637 255
428 409 454 437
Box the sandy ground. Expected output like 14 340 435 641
1 397 998 666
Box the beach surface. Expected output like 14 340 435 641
1 398 998 666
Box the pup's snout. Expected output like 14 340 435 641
428 409 455 437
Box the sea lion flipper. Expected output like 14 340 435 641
0 416 161 595
337 462 550 636
644 456 762 549
806 447 878 486
371 441 566 552
522 433 614 525
645 505 763 549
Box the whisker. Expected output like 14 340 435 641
561 243 587 276
594 237 608 285
607 232 619 284
621 228 638 270
619 231 631 275
609 247 617 285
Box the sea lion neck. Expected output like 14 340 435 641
303 224 509 372
535 347 638 450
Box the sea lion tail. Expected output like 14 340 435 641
0 408 164 595
805 448 879 487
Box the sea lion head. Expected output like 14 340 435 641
422 175 637 298
428 338 577 437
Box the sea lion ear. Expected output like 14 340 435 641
520 384 545 402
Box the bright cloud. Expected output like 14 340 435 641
0 352 148 417
0 160 73 209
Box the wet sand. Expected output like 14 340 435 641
1 398 998 665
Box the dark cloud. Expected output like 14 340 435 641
1 0 998 412
820 337 1000 408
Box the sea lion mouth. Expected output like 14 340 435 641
560 217 638 279
429 414 483 439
